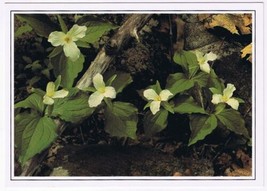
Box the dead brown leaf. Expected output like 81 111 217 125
241 43 252 63
203 14 252 35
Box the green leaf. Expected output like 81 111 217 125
184 51 199 78
16 14 58 38
52 53 85 89
57 15 68 33
215 103 226 114
54 75 62 90
216 109 250 139
104 102 138 139
15 93 44 113
209 87 221 94
15 112 57 165
143 109 169 137
149 81 162 94
209 69 224 92
166 73 194 95
109 72 133 94
15 24 33 38
161 102 174 114
192 72 209 87
76 40 90 48
48 46 63 58
173 51 188 72
235 97 245 104
80 21 118 44
52 91 94 123
173 95 206 114
189 114 217 146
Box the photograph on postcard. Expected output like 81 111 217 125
13 13 253 177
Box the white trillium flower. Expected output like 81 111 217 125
48 24 87 61
143 89 173 115
211 83 239 110
88 73 116 108
195 50 217 73
43 82 69 105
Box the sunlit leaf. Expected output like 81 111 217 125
173 95 206 114
166 73 194 95
15 112 57 165
15 93 44 113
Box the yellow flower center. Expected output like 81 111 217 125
222 95 229 102
154 95 161 101
98 87 106 94
198 57 206 65
64 35 72 44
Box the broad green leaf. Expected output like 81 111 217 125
15 24 33 38
51 52 84 88
80 21 118 44
54 75 62 90
107 72 133 94
76 40 90 48
15 93 44 113
143 109 169 137
208 69 224 92
52 91 94 123
215 103 226 114
161 102 174 114
216 109 250 139
104 102 138 139
209 87 221 94
173 95 206 114
16 14 58 38
166 73 194 95
173 51 188 71
192 72 209 87
15 112 57 165
48 46 63 58
57 15 68 33
148 81 162 94
189 114 217 146
184 51 199 78
235 97 245 104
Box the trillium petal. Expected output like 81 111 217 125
143 89 158 101
223 83 236 99
206 52 217 61
150 100 161 115
63 41 80 61
43 95 54 105
103 86 116 99
67 24 87 41
88 91 104 108
46 82 55 97
226 98 239 110
48 31 66 46
211 94 223 104
195 50 204 61
200 62 211 73
159 90 173 101
52 89 69 99
93 73 105 91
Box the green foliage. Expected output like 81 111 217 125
15 93 44 113
52 90 95 123
108 72 133 94
173 95 206 114
104 102 138 139
16 14 58 38
15 112 57 165
143 109 169 137
78 16 118 44
51 52 84 88
189 114 217 146
216 109 250 139
166 73 194 95
15 23 33 38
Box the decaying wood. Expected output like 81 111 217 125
20 14 153 176
76 14 152 89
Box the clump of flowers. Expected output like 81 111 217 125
143 88 173 115
48 24 87 61
43 82 69 105
88 73 116 108
195 50 217 73
211 83 239 110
